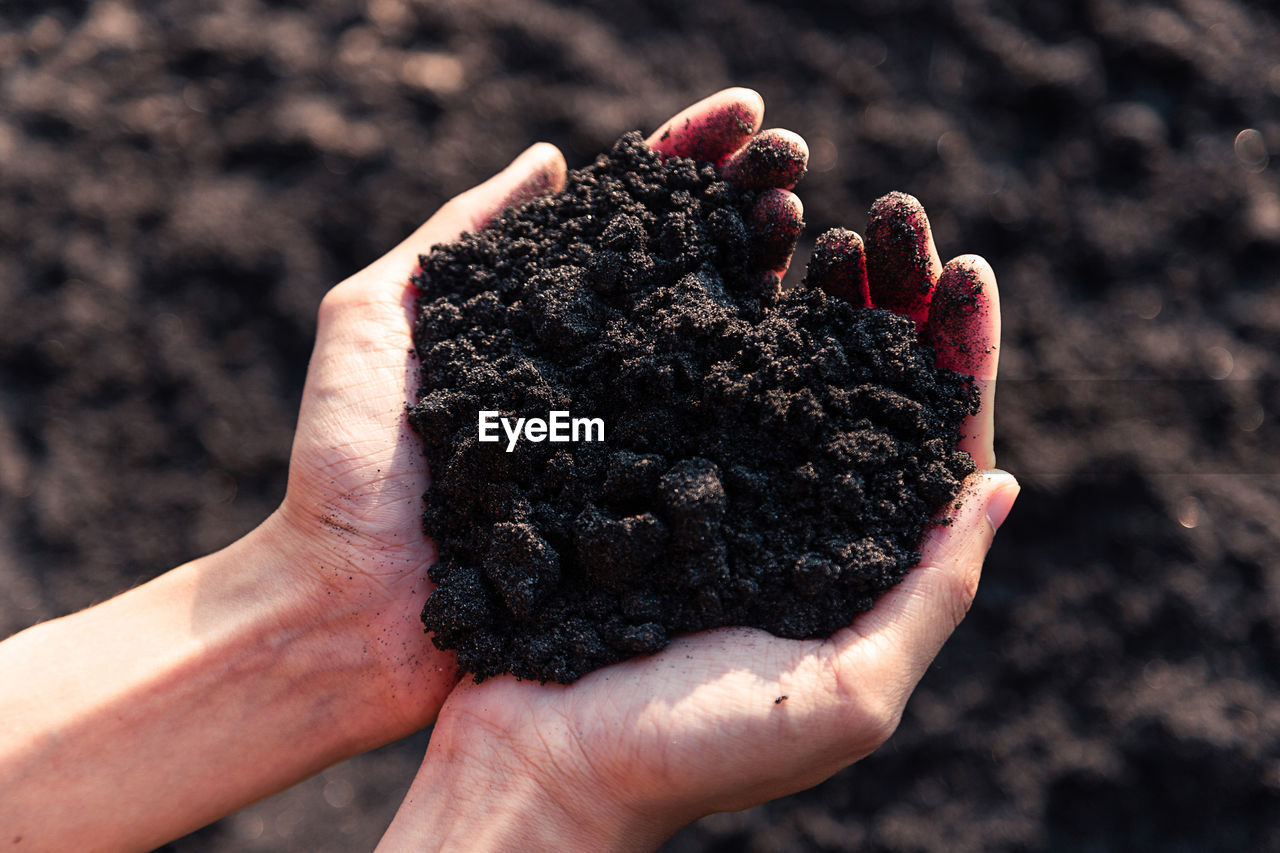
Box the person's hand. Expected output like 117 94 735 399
265 88 807 744
376 120 1019 850
250 138 568 743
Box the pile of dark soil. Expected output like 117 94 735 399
411 133 976 683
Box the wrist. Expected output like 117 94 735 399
378 724 672 853
205 515 395 754
247 507 455 748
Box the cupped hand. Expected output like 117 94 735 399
263 140 568 739
380 115 1019 849
267 88 809 746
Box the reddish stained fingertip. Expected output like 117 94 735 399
801 227 870 307
865 192 940 326
923 258 994 375
722 129 809 190
653 102 760 165
748 188 804 272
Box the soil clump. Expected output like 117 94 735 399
410 133 976 683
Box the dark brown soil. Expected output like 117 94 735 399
410 133 976 683
2 1 1279 851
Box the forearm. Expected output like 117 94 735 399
0 515 398 851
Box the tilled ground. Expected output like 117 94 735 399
1 1 1278 850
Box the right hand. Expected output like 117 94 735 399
376 91 1019 851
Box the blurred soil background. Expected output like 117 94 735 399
2 0 1280 849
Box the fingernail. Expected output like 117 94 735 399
985 470 1020 533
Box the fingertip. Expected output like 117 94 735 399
647 88 765 164
802 227 870 306
525 140 568 175
946 254 999 322
923 468 1017 558
721 128 810 191
984 469 1020 533
748 188 804 273
454 141 567 235
923 255 999 377
922 254 1000 470
952 253 995 284
726 86 766 124
368 143 567 284
983 467 1019 489
865 192 943 326
870 190 922 212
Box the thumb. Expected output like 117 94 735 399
838 469 1019 688
357 142 567 287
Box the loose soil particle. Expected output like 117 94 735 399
410 132 977 683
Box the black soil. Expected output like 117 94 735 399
410 133 976 683
6 1 1280 850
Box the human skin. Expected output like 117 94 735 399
375 95 1018 851
0 88 810 851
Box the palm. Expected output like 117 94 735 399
432 625 881 823
433 483 1000 826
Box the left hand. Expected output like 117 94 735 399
268 87 808 743
261 139 570 739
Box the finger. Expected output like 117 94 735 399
720 128 809 191
360 142 568 288
835 469 1020 694
747 188 804 275
801 227 870 307
923 255 1001 469
646 87 765 165
864 192 943 327
459 141 568 233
